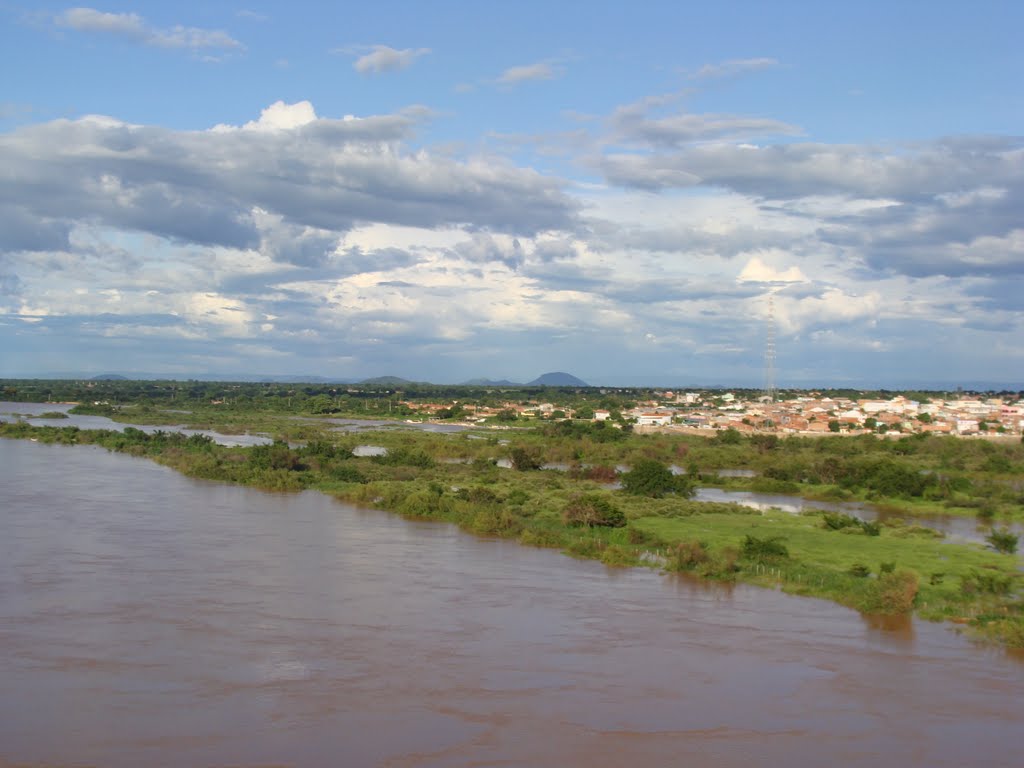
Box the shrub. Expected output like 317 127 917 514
375 447 434 468
976 505 997 521
849 563 871 577
669 539 710 571
584 464 619 483
960 570 1013 596
627 526 666 547
864 569 919 614
600 545 637 567
860 520 882 536
562 494 626 528
330 464 367 483
741 535 789 562
509 446 543 471
470 508 523 537
822 512 861 531
987 529 1019 554
621 459 693 498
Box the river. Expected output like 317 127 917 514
1 439 1022 767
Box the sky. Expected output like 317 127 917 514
2 1 1023 387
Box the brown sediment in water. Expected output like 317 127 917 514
1 439 1023 767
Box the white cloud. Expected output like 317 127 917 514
351 45 430 74
55 7 242 52
737 256 808 284
498 62 560 84
242 101 318 132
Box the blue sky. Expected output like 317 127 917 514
2 1 1023 386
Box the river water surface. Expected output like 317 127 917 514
2 439 1023 767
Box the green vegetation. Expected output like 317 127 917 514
2 377 1023 650
620 459 693 498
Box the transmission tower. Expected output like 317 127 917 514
763 291 777 403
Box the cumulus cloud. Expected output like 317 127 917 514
737 256 808 284
55 7 242 52
241 100 318 131
350 45 430 74
590 99 1024 283
0 102 578 264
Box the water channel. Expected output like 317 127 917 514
0 401 273 447
1 438 1022 767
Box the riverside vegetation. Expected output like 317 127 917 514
2 384 1023 649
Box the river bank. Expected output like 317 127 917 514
1 418 1021 649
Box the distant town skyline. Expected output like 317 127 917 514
2 2 1022 387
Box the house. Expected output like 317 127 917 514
635 411 673 427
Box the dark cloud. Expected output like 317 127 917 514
0 206 72 252
599 136 1024 201
452 233 524 270
0 109 580 260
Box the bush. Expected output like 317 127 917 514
375 447 434 468
584 464 619 483
330 464 367 483
621 459 693 498
669 539 710 571
509 446 543 471
741 535 789 562
860 520 881 536
987 529 1019 554
822 512 861 531
849 563 871 577
562 494 626 528
960 570 1013 596
864 569 919 614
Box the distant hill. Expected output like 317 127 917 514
92 374 127 380
527 372 589 387
359 375 414 387
462 378 520 386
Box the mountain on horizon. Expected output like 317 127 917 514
527 371 589 387
359 375 415 387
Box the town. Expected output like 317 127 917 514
399 390 1024 437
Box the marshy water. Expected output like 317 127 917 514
2 438 1023 767
0 401 273 447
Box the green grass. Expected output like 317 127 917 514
632 510 1022 622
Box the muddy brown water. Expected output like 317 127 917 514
2 439 1023 767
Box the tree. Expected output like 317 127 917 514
620 459 693 498
828 419 841 433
